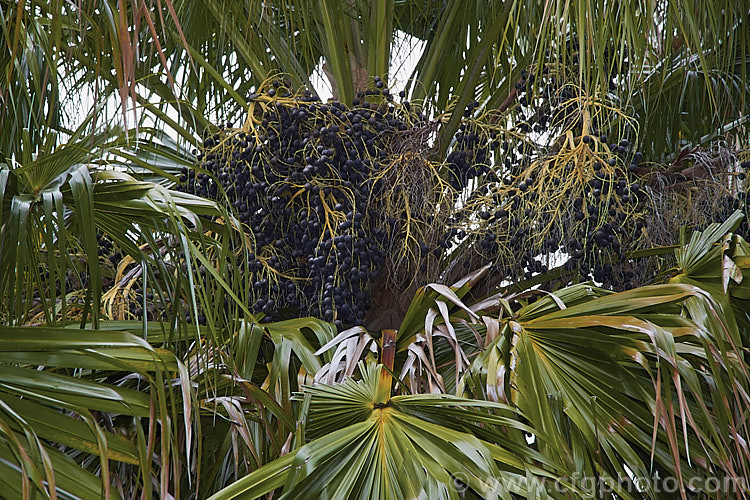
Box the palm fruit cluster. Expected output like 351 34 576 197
178 70 655 326
442 54 650 290
176 63 746 327
180 78 446 327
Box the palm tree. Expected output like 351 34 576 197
2 1 749 498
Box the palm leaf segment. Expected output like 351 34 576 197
210 362 570 499
496 282 748 497
0 326 192 499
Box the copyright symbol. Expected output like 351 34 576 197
451 470 471 494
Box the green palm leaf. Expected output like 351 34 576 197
487 281 750 496
209 363 570 499
0 325 193 498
